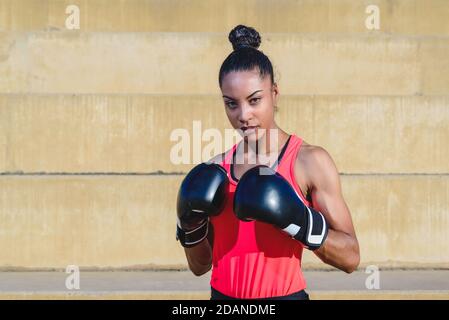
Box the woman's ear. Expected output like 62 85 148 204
272 82 279 110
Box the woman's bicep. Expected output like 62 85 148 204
306 147 356 237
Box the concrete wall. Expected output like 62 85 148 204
0 174 447 269
0 0 448 269
1 32 448 95
1 0 448 35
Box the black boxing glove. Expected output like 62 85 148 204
176 163 229 248
234 165 328 250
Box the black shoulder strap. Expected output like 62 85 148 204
231 135 292 182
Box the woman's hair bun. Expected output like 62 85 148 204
228 25 261 51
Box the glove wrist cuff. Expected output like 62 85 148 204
295 207 328 251
176 219 209 248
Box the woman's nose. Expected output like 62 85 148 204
238 104 253 123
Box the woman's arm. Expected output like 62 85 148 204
182 153 224 276
184 238 213 276
298 145 360 273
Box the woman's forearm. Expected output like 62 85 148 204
184 239 213 276
314 229 360 273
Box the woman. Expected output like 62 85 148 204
176 25 360 300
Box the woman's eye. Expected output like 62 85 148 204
250 98 261 104
226 101 237 109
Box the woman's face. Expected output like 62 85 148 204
221 69 279 143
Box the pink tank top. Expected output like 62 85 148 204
210 134 311 299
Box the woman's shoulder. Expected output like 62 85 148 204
207 142 239 165
298 141 331 164
296 141 338 185
207 152 226 165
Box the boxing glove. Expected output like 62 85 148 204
234 165 328 250
176 163 229 248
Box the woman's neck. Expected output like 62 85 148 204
238 126 290 166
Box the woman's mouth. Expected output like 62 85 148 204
241 126 259 135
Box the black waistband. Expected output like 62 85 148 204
210 287 309 300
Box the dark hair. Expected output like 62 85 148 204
218 25 275 88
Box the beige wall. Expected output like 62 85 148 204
0 0 448 269
1 32 448 95
1 0 448 35
0 175 447 269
